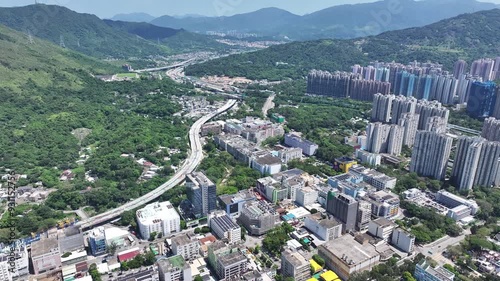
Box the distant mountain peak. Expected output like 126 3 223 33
111 12 156 23
149 0 498 39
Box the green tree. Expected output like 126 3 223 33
194 276 203 281
402 271 416 281
89 263 102 281
144 251 156 266
149 232 157 241
312 254 325 267
107 241 118 256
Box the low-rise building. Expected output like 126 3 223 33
207 241 230 270
208 212 241 245
201 122 222 137
218 190 256 218
104 227 129 248
0 255 12 281
158 255 192 281
349 165 397 190
318 235 380 280
117 248 140 262
31 238 61 275
304 215 342 242
295 186 319 207
391 228 415 253
414 259 455 281
238 201 279 236
274 145 302 164
355 149 382 167
2 244 28 279
61 249 87 266
447 205 472 221
225 117 284 143
216 249 248 280
251 151 282 175
284 133 319 156
281 249 310 281
333 157 358 173
59 227 85 254
368 218 397 241
365 190 400 219
171 234 200 261
137 201 181 240
436 190 479 215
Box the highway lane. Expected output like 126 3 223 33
76 99 237 230
133 59 195 73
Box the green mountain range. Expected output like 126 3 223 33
0 4 226 59
185 9 500 81
150 0 498 40
0 23 117 92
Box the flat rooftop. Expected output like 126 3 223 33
320 235 380 266
212 215 239 232
158 255 188 272
32 238 59 257
283 249 308 267
372 218 395 228
219 190 255 206
172 234 194 246
318 218 342 228
218 250 246 266
188 171 215 188
254 154 281 165
136 201 180 225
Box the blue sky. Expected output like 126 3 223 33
1 0 500 18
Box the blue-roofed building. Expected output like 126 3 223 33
218 190 256 219
467 81 497 118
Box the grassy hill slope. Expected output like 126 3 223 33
0 4 171 58
0 24 118 91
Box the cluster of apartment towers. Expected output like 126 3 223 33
307 59 500 119
365 94 500 193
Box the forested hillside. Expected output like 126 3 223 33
0 23 195 240
186 9 500 80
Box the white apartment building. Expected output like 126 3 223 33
171 234 200 261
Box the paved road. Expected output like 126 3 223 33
447 124 481 135
63 207 89 220
76 99 237 230
416 228 471 266
262 93 275 117
134 59 195 73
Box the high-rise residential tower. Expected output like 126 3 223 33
482 117 500 141
467 81 498 119
453 60 467 79
371 93 395 122
398 113 420 147
410 131 453 180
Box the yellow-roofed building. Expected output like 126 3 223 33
320 270 339 281
306 279 317 281
310 259 323 273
